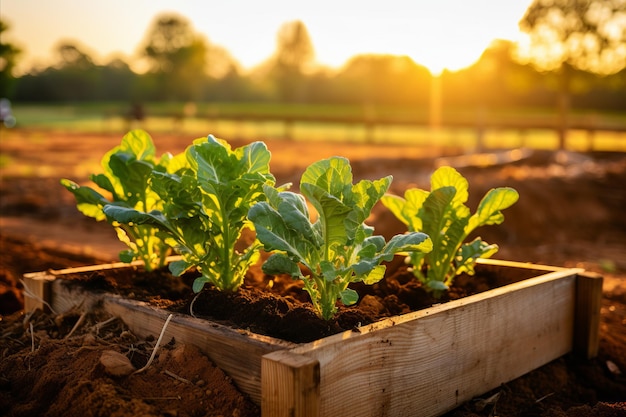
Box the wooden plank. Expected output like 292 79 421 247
574 272 603 359
22 273 54 313
476 257 568 271
103 297 294 405
262 350 320 417
24 259 146 278
22 260 148 313
24 272 294 405
280 268 580 417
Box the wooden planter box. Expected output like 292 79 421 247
23 259 602 417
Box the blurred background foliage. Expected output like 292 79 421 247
0 1 624 114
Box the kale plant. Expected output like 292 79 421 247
248 156 432 320
381 166 518 294
104 135 277 293
61 129 184 270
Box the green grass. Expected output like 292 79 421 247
8 102 626 152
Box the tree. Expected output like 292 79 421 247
98 57 138 101
206 44 240 79
336 54 430 107
55 43 96 69
271 20 315 102
44 42 99 100
141 13 209 100
519 0 626 148
201 44 249 101
0 19 22 98
442 39 553 115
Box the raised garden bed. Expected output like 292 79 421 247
22 258 602 417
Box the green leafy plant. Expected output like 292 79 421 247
381 166 519 294
61 129 184 270
248 156 432 320
104 135 277 293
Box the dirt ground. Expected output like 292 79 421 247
1 128 625 416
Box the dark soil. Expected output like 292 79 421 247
1 129 625 416
54 255 539 344
0 307 260 417
187 261 539 343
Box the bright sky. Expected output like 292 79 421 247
2 0 534 75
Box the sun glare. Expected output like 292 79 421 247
2 0 534 76
412 37 490 76
398 0 534 75
299 0 535 76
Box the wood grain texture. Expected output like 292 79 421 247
22 273 53 312
574 272 603 359
262 350 320 417
278 267 582 417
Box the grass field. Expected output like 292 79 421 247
7 102 626 152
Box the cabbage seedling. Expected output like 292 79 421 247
381 166 519 295
61 129 185 270
104 135 277 293
248 156 432 320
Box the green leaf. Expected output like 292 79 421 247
361 265 386 285
403 188 429 230
351 176 392 224
248 201 313 266
468 187 519 232
118 250 135 264
420 186 457 239
427 280 449 291
188 136 232 185
159 151 188 174
104 205 169 228
340 288 359 306
455 239 499 276
301 182 351 251
380 194 409 226
319 261 338 282
431 166 469 206
193 276 210 293
384 232 432 257
120 129 156 162
89 173 117 197
262 253 302 278
356 236 385 259
108 154 154 207
241 141 272 175
60 179 109 221
169 259 192 277
301 156 352 199
277 193 318 243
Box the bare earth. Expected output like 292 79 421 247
1 128 625 416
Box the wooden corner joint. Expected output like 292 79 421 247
261 350 321 417
21 273 56 313
573 271 603 359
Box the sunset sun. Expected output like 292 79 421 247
4 0 534 75
379 0 535 74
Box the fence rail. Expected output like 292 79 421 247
187 113 626 152
11 103 626 152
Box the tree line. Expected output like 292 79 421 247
1 2 624 114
